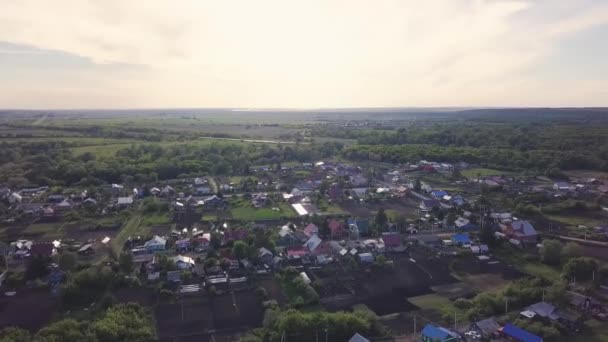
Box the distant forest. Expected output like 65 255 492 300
0 108 607 187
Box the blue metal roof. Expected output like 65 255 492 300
452 233 471 243
502 324 542 342
421 324 451 340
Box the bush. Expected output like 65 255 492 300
454 298 473 310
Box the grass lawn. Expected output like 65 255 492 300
563 319 608 342
461 168 515 178
543 213 603 228
230 197 296 220
494 246 561 282
141 212 171 226
0 222 66 240
231 205 295 220
521 263 562 282
457 273 511 293
408 294 454 311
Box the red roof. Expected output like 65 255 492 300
303 223 319 237
328 219 344 236
286 246 309 257
223 230 248 242
381 233 402 247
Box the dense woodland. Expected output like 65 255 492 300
0 140 343 187
316 121 608 172
1 111 608 186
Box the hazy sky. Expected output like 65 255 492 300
1 0 608 109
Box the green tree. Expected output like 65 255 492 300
36 319 96 342
118 253 133 274
0 327 32 342
561 242 583 262
540 240 562 265
232 241 249 260
562 257 598 282
92 303 155 342
58 252 77 272
25 255 50 281
414 179 421 192
375 208 388 230
479 224 496 246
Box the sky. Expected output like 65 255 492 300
1 0 608 109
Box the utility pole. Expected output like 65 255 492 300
542 289 545 302
505 297 509 314
454 311 457 330
413 314 417 334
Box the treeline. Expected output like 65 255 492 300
312 120 608 171
342 143 608 171
0 303 155 342
243 308 386 342
0 140 344 186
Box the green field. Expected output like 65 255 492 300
564 319 608 342
408 293 454 311
495 246 561 282
461 168 515 178
231 204 296 220
543 213 603 228
141 212 171 226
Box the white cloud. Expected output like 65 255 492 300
0 0 607 108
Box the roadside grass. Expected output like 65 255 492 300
112 214 144 252
23 222 65 240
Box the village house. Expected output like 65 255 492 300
47 194 65 203
430 189 448 199
8 192 22 204
175 238 191 251
554 181 573 191
277 224 300 246
160 185 176 197
303 223 319 238
173 255 195 270
116 196 134 209
223 230 248 245
144 236 167 252
192 232 211 249
203 194 224 209
502 220 538 244
420 199 441 211
304 235 322 253
77 244 95 256
347 218 370 238
469 317 500 339
251 192 268 208
499 323 542 342
381 232 404 252
328 219 346 239
258 247 275 266
420 324 460 342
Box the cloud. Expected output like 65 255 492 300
0 0 607 108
